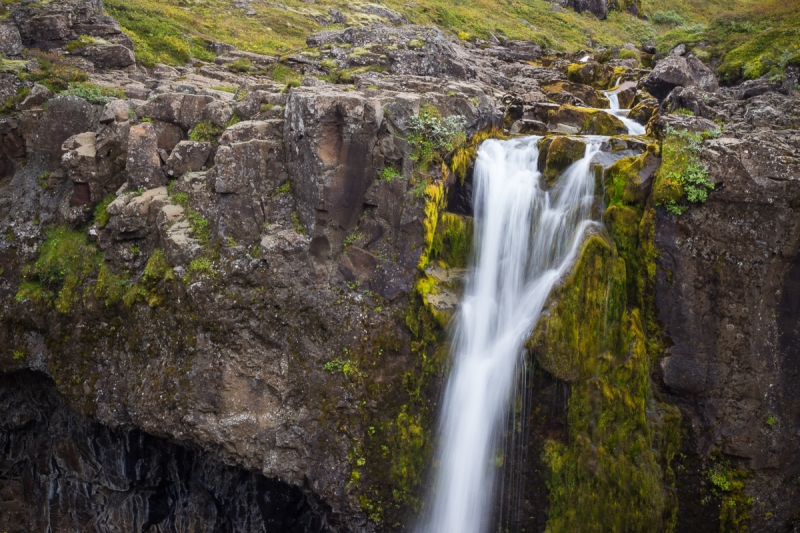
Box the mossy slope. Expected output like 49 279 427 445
530 149 681 533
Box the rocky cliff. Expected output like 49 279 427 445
1 0 799 531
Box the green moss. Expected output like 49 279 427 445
188 121 224 143
14 227 105 313
170 190 211 245
532 144 681 531
94 194 116 227
417 180 446 271
64 35 101 54
0 86 31 117
429 213 473 269
94 263 129 305
543 136 587 184
617 47 642 64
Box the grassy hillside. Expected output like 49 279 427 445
3 0 798 83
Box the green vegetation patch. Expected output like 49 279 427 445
531 146 682 532
408 105 467 172
15 227 101 314
60 82 125 105
188 121 224 143
653 127 717 215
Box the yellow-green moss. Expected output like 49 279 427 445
532 146 680 531
417 178 446 271
430 212 473 269
543 136 587 184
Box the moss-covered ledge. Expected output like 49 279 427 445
527 148 681 533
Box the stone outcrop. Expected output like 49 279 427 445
655 129 800 532
642 54 719 101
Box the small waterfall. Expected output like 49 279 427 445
417 137 602 533
604 89 646 135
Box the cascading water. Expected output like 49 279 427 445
417 136 602 533
604 90 646 135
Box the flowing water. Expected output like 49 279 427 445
605 90 646 135
417 136 603 533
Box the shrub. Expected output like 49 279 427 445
654 127 715 215
407 105 467 170
380 166 401 182
652 11 686 27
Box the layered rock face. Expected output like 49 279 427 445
1 0 800 531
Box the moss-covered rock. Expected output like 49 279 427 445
547 105 629 136
629 98 659 127
542 136 587 185
541 81 610 109
566 62 622 90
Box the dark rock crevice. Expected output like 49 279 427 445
0 370 340 533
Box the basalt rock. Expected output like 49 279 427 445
655 130 800 532
642 55 719 101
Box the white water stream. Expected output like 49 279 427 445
417 137 602 533
605 90 646 135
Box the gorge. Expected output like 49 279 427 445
1 0 800 532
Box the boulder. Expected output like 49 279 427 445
212 140 285 194
0 73 17 103
72 43 135 69
150 120 183 152
547 105 629 135
510 119 547 135
105 187 170 238
200 99 235 128
735 78 785 100
0 22 22 56
61 131 124 205
642 55 719 101
542 136 587 184
218 120 283 145
99 99 131 123
565 0 607 20
166 141 212 177
126 123 166 189
137 93 214 131
20 84 53 110
234 90 284 120
541 80 610 108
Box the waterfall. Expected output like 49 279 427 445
604 90 646 135
417 136 602 533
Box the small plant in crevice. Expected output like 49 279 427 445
343 230 363 250
291 212 306 235
380 165 401 182
189 121 224 143
766 414 778 426
60 82 125 104
407 105 467 171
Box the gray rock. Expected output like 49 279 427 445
99 99 131 123
285 86 383 258
200 99 235 128
150 119 183 152
0 73 18 103
72 43 136 69
23 95 101 170
642 54 719 101
166 141 212 177
126 123 165 189
0 22 22 56
20 84 53 110
565 0 607 19
137 93 214 131
212 140 285 194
